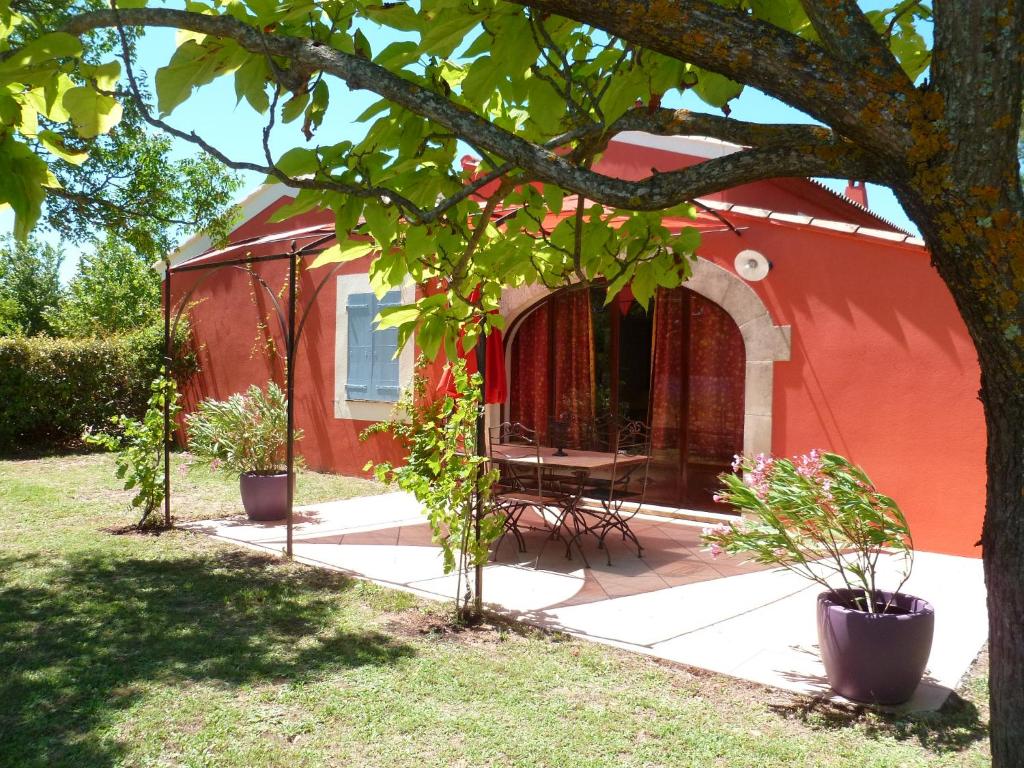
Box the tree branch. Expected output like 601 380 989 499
798 0 907 82
44 186 198 229
62 7 878 213
609 107 836 149
513 0 916 159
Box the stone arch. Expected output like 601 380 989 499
499 257 791 459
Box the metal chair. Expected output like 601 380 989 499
487 422 573 558
575 419 651 565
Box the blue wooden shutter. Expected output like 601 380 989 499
371 290 401 402
346 292 373 399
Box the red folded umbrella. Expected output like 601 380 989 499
437 327 507 404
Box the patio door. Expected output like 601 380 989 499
507 285 745 512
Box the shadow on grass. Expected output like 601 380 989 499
0 548 415 768
768 688 988 754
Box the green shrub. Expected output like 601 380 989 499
185 382 301 476
0 324 191 454
83 377 181 528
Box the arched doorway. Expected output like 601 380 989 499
506 284 746 511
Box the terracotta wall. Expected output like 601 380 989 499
689 221 985 558
170 250 407 478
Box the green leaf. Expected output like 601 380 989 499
418 12 487 58
0 134 49 238
80 60 121 91
689 66 743 109
375 304 420 329
462 55 506 104
155 39 244 116
234 54 269 113
363 203 398 249
280 90 309 123
309 239 375 269
599 63 648 122
542 184 564 216
365 3 420 31
37 129 88 165
21 74 74 123
61 86 123 139
373 41 420 71
271 146 318 178
0 32 82 76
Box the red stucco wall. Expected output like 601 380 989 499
689 221 985 557
171 248 408 478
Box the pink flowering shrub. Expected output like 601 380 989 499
702 451 914 614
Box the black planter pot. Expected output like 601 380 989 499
817 589 935 705
239 472 291 521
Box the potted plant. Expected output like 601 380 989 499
702 451 934 705
186 382 302 521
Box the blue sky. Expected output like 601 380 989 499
4 9 923 281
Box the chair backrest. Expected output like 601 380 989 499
606 419 652 507
586 412 620 452
488 422 544 494
488 420 537 450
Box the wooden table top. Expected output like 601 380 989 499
490 444 647 472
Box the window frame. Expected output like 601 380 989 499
334 273 415 421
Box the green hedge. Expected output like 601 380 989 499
0 325 178 453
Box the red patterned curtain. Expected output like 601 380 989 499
649 288 686 450
649 288 745 461
550 290 595 445
509 289 595 445
509 303 551 442
687 293 745 462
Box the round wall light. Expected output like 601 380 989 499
734 249 772 282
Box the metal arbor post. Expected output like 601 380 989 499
163 260 172 527
473 334 487 618
285 249 298 559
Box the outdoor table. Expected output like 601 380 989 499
488 444 648 565
490 444 648 472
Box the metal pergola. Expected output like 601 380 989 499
160 235 489 612
162 230 344 557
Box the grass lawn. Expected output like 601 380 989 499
0 452 990 767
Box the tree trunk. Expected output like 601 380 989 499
981 379 1024 764
900 187 1024 767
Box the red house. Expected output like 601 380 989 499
167 133 985 558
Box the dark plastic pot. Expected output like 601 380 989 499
817 589 934 705
239 471 292 521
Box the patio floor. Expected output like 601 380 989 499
181 491 988 713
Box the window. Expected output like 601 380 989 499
345 290 401 402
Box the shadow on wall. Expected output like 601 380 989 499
0 548 415 768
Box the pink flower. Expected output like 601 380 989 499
712 493 727 504
743 453 775 499
703 523 731 538
210 458 223 472
710 542 724 559
796 449 824 479
772 547 787 558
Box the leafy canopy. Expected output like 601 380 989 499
0 235 63 336
49 235 160 336
0 1 933 355
1 0 241 258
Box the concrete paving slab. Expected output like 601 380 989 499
182 492 987 712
